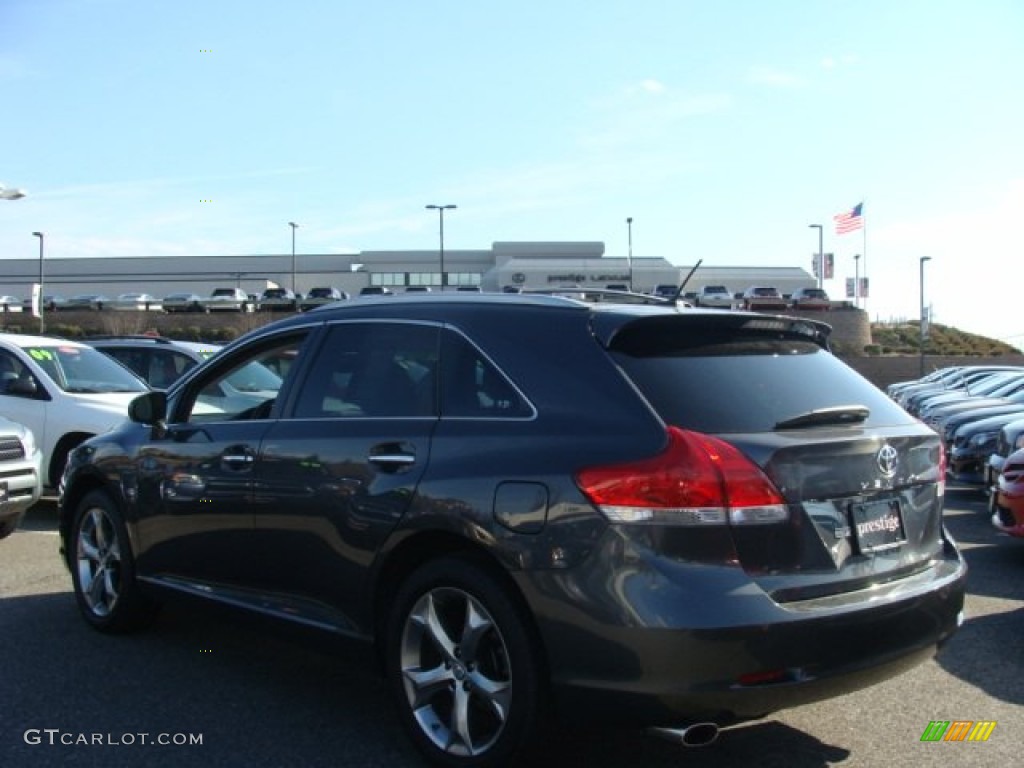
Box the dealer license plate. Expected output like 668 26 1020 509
850 498 906 553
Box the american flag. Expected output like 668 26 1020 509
833 202 864 235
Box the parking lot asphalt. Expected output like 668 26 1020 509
1 486 1020 768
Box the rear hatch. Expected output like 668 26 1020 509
595 312 946 602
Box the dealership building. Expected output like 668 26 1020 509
0 241 817 300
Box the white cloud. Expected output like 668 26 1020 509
821 54 860 70
638 79 666 94
748 67 804 88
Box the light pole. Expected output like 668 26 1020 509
919 256 932 376
626 217 634 291
288 222 299 294
808 224 823 289
32 232 45 333
425 204 456 290
854 253 861 308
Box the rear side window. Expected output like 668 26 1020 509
440 332 533 419
610 328 913 433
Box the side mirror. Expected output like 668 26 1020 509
5 376 39 397
129 390 167 425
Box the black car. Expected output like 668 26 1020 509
947 409 1024 485
299 286 348 310
58 294 965 766
257 287 299 312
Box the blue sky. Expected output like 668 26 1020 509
2 0 1022 348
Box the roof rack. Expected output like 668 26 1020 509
522 288 690 307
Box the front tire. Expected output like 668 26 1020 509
386 557 546 767
70 490 157 633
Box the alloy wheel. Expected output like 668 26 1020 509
76 505 123 618
398 587 513 758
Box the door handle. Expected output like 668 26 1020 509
368 443 416 471
222 445 256 471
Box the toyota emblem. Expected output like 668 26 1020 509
876 444 898 477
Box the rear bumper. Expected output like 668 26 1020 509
0 453 43 538
523 529 967 727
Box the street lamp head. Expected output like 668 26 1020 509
426 204 457 211
627 217 632 224
32 231 43 238
921 255 932 263
289 221 298 229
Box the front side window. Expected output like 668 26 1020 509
177 333 308 423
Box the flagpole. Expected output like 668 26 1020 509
861 200 868 318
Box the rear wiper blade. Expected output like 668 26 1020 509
774 405 870 430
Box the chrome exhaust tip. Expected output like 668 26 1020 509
647 722 720 747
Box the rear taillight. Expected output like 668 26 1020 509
575 427 788 526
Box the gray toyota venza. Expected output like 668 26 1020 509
59 293 966 767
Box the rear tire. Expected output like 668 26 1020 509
70 490 158 633
385 557 546 767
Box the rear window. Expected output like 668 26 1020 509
609 330 913 433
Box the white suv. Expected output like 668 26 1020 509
695 285 735 308
0 415 43 539
0 333 149 488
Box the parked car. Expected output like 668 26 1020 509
928 389 1024 435
986 416 1024 490
741 286 787 311
110 293 161 311
695 285 734 308
21 294 67 313
59 294 964 766
201 287 254 312
887 366 964 400
790 287 831 310
299 286 348 310
86 335 283 418
0 415 43 540
86 336 219 389
901 367 1023 414
652 283 680 298
358 285 393 296
947 410 1024 485
161 292 204 313
0 295 22 313
991 446 1024 537
0 332 149 487
917 371 1024 422
66 294 110 311
257 287 298 312
404 286 432 293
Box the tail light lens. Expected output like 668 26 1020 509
575 427 788 526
